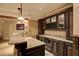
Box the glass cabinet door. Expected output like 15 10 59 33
58 13 65 28
51 16 56 23
46 18 50 24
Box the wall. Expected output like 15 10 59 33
28 20 38 38
73 4 79 35
0 20 17 40
45 30 66 39
1 21 10 40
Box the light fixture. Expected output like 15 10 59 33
17 3 24 20
17 3 29 29
17 21 21 24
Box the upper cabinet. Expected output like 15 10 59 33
46 16 57 29
45 12 65 30
41 11 66 30
38 7 73 36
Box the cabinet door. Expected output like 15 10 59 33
58 41 65 56
44 37 52 52
66 43 73 56
66 7 73 40
53 41 57 55
42 19 46 29
57 13 65 29
46 18 51 24
52 40 59 55
51 40 55 53
51 16 57 23
38 19 44 34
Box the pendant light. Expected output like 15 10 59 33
17 3 28 28
17 3 24 20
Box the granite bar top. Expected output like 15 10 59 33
9 37 45 49
40 35 73 43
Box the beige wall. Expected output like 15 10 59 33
0 19 38 40
0 20 17 40
73 4 79 35
1 22 10 40
28 20 38 38
45 30 66 39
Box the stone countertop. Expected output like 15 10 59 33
8 37 45 49
40 35 73 43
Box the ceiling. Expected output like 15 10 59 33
0 3 70 21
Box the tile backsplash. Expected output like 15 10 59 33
45 30 66 39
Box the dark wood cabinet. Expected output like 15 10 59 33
46 23 57 29
38 19 44 34
58 41 65 56
65 7 73 40
26 45 45 56
52 40 67 56
44 37 52 52
65 42 73 56
71 35 79 56
51 40 60 56
46 16 57 29
42 19 46 30
57 13 65 29
51 40 57 55
39 12 66 30
36 35 73 56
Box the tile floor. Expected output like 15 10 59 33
0 41 54 56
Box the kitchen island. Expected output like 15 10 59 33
9 37 45 56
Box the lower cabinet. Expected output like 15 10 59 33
44 37 52 52
65 43 73 56
58 41 65 56
36 35 73 56
36 35 44 41
51 40 66 56
51 40 59 56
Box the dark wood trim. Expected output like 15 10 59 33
38 19 45 34
65 7 73 40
